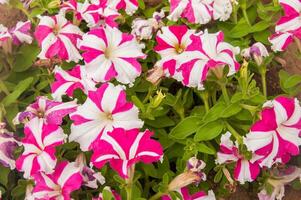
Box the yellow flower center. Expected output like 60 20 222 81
175 43 185 54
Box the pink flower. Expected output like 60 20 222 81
34 14 83 62
69 83 143 151
269 0 301 51
105 0 138 15
162 187 216 200
176 30 240 90
61 0 119 28
51 65 96 101
79 26 145 85
241 42 269 66
0 25 11 46
31 161 83 200
91 128 163 178
168 0 213 24
0 123 20 169
14 96 77 125
217 132 260 184
10 20 33 45
244 96 301 168
154 25 196 80
16 118 66 178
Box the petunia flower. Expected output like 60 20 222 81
69 83 143 151
31 161 83 199
91 128 163 178
51 65 97 101
16 118 66 178
162 187 216 200
79 26 145 85
176 30 240 90
0 24 11 46
167 0 213 25
216 132 260 184
14 96 77 125
34 13 83 62
75 153 105 188
154 25 196 80
244 96 301 168
0 123 20 169
105 0 138 15
61 0 119 28
212 0 233 22
269 0 301 52
10 20 33 45
241 42 269 66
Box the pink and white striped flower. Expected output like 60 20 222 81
31 161 83 199
154 25 196 80
217 132 260 184
61 0 119 28
0 25 11 46
16 118 66 178
10 20 33 45
34 14 83 62
51 65 96 101
91 128 163 178
14 96 77 125
244 96 301 168
105 0 138 15
0 123 20 169
69 83 143 151
168 0 213 25
269 0 301 52
212 0 233 22
176 30 240 90
162 187 216 200
79 26 145 85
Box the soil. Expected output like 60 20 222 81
0 5 26 28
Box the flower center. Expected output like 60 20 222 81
53 184 62 193
175 43 185 54
53 25 60 36
105 112 113 121
104 48 112 59
37 110 45 118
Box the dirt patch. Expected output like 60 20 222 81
0 5 26 28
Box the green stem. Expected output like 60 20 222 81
242 9 251 26
220 84 230 104
225 121 243 145
261 71 267 98
125 165 135 200
143 85 155 103
196 90 210 113
232 2 238 24
149 192 165 200
273 0 278 6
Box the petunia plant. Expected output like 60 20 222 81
2 0 301 200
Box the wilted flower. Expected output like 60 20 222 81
16 118 66 178
0 122 19 169
241 42 269 66
31 161 83 199
69 83 143 151
245 96 301 168
212 0 233 21
91 128 163 178
269 0 301 52
14 96 77 125
34 13 83 62
79 26 146 85
75 153 105 188
217 132 260 184
51 65 97 101
162 187 216 200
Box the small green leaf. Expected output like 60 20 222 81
197 143 216 155
194 120 224 141
13 44 40 72
102 188 114 200
221 103 242 118
283 74 301 88
169 116 201 139
137 0 145 9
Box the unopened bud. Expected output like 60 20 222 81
146 66 164 85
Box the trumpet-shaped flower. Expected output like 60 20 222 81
51 65 96 101
10 20 33 45
14 96 77 125
162 187 216 200
168 0 213 25
217 132 260 184
0 123 20 169
91 128 163 178
176 30 240 90
154 25 196 80
31 161 83 200
105 0 138 15
269 0 301 51
244 96 301 168
79 26 145 85
16 118 66 178
69 83 143 151
34 14 83 62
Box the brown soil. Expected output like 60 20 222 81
0 5 26 28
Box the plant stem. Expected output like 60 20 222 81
125 165 135 200
242 9 251 26
261 70 267 98
273 0 278 6
225 121 243 145
149 192 165 200
195 90 210 113
220 84 230 104
143 85 155 103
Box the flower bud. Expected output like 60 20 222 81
47 0 60 9
241 42 269 66
152 90 166 108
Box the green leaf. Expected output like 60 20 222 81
2 77 34 106
137 0 145 9
145 116 175 128
228 19 250 38
131 96 145 113
13 44 40 72
250 21 271 33
221 103 242 118
169 116 201 139
283 74 301 88
214 169 223 183
197 143 216 155
0 165 10 186
194 120 224 141
102 188 114 200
